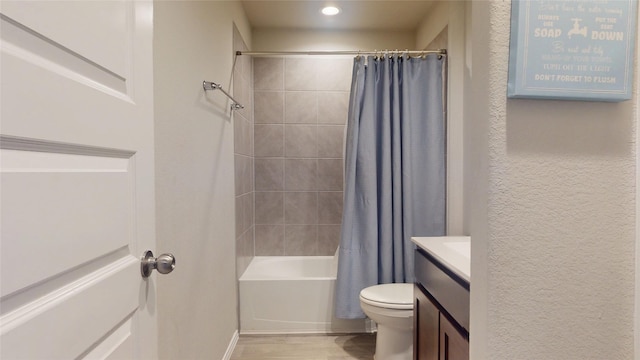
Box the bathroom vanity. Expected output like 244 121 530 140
412 237 470 360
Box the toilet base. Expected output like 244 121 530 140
373 323 413 360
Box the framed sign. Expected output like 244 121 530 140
508 0 638 102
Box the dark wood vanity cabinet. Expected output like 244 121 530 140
414 249 469 360
414 283 439 360
439 312 469 360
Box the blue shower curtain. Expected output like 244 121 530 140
335 54 446 319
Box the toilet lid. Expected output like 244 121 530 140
359 283 413 310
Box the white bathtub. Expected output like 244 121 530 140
239 256 369 334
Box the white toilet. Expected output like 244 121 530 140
359 283 414 360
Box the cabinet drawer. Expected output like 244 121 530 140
415 249 470 332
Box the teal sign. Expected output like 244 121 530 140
508 0 637 102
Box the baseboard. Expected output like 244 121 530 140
222 330 239 360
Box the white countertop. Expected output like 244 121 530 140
412 236 471 282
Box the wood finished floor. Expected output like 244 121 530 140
230 334 376 360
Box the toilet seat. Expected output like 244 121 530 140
359 283 413 310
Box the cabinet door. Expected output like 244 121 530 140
439 313 469 360
415 286 439 360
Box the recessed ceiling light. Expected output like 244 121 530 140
321 6 340 16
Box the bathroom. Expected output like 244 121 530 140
154 3 464 357
1 1 638 359
156 1 637 358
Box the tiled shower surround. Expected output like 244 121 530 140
233 28 254 275
253 56 352 256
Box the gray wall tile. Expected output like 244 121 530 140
234 154 253 195
317 59 352 91
318 92 349 125
254 57 284 90
318 225 341 255
235 196 244 237
255 159 284 191
285 225 318 255
236 226 254 271
284 192 318 224
235 75 253 121
234 117 252 156
234 29 254 276
235 193 253 234
255 225 285 256
249 56 351 256
285 92 317 124
317 159 344 191
255 91 284 124
246 158 254 195
285 58 318 91
255 191 284 224
243 192 254 231
318 191 343 224
285 125 317 158
285 159 317 190
255 125 284 157
317 125 345 158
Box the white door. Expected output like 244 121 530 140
0 0 158 358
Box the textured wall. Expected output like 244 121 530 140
154 2 251 359
468 1 637 359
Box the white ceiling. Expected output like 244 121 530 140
240 1 436 31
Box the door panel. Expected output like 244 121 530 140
1 13 128 95
1 261 138 359
83 317 135 360
0 0 155 358
0 14 133 139
0 0 128 76
1 147 134 296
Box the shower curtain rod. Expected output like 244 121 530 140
235 49 446 57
